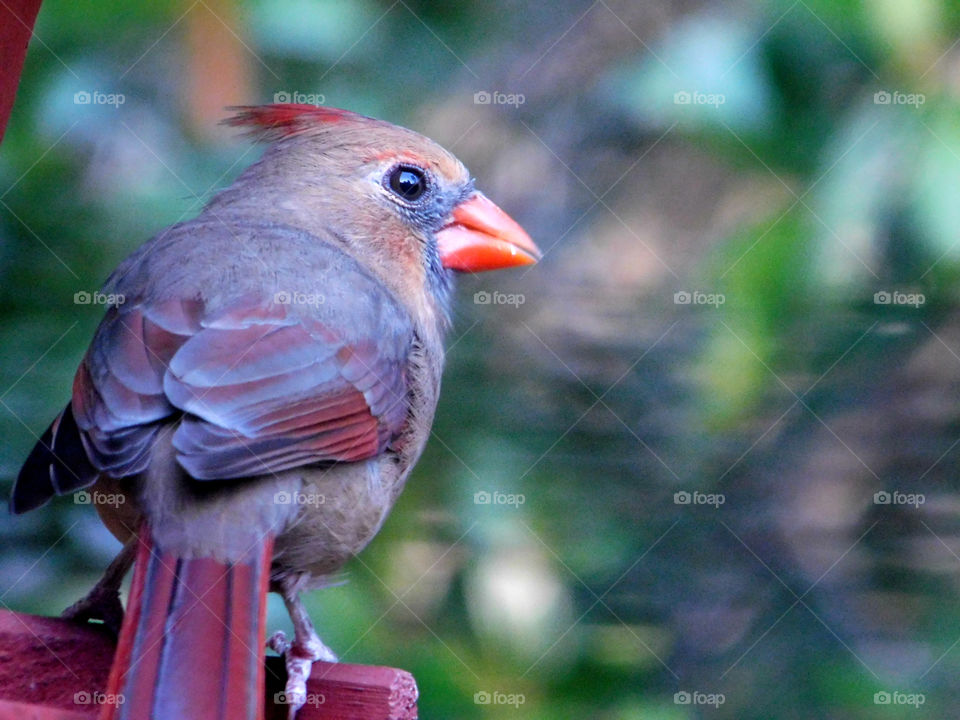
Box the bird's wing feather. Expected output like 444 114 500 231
163 301 409 478
74 225 412 481
12 223 414 509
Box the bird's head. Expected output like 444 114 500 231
223 104 540 323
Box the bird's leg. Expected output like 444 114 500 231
61 538 136 635
268 580 337 718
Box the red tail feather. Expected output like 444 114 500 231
101 532 273 720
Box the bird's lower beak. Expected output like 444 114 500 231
436 192 541 272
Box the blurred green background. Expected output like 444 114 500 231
4 0 960 717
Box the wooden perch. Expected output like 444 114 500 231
0 610 418 720
0 0 43 143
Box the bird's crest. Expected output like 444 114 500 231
224 104 378 141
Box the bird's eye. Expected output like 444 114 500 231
386 165 427 201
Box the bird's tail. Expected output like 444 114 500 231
101 530 273 720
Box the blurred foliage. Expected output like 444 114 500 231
4 0 960 718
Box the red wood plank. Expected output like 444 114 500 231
0 610 113 717
0 698 91 720
0 610 418 719
0 0 43 143
264 656 418 720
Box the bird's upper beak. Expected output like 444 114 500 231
436 192 541 272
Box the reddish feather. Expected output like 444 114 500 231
104 309 164 395
239 393 369 434
67 292 409 481
102 533 273 720
102 535 175 720
224 103 378 140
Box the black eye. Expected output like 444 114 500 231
387 165 427 201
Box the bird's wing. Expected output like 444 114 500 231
72 287 411 481
11 223 414 513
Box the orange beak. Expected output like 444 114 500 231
436 192 541 272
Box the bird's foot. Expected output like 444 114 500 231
61 538 136 636
268 630 337 719
61 585 125 636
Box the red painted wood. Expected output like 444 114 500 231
0 0 43 143
0 698 90 720
264 656 419 720
0 610 418 719
0 610 112 718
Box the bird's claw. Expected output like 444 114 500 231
299 631 338 664
61 539 135 637
268 628 338 719
61 587 125 636
268 630 292 655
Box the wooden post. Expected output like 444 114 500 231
0 0 44 143
0 610 418 719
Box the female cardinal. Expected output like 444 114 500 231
10 104 539 720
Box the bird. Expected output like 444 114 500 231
9 104 540 720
